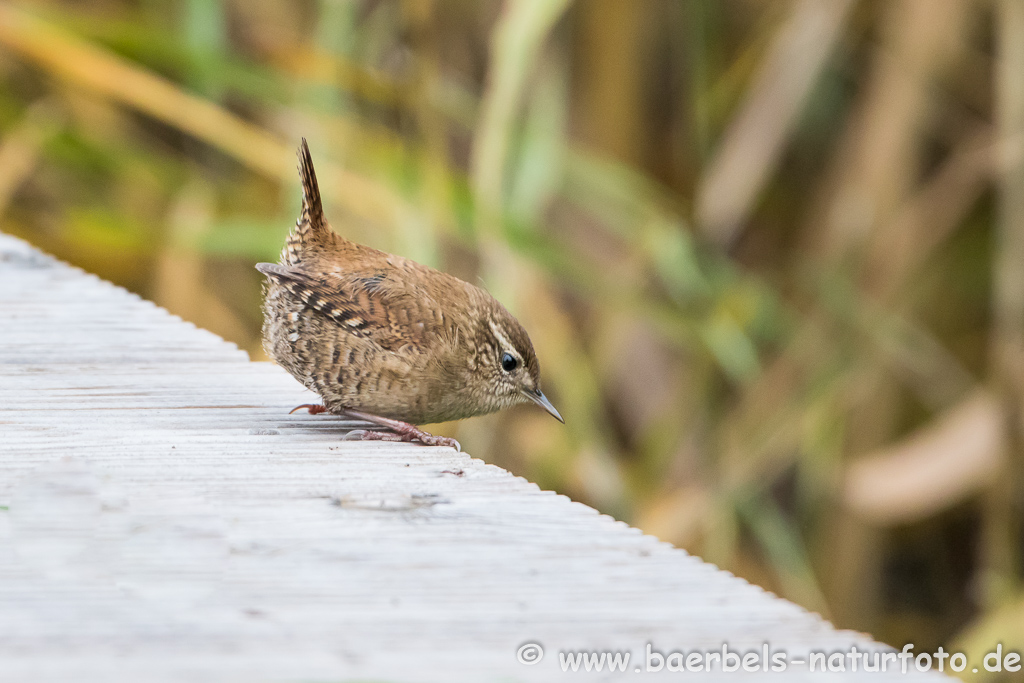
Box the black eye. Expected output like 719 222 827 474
501 353 518 372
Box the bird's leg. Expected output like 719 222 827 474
340 409 461 451
290 404 329 415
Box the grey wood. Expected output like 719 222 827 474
0 233 951 681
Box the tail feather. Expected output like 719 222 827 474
285 138 329 264
297 138 324 230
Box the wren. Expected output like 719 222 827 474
257 139 562 449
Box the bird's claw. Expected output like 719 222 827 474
290 404 328 415
342 429 376 441
418 433 461 451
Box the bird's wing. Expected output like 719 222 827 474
256 262 435 352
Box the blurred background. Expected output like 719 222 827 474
2 0 1023 671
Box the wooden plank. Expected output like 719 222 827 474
0 233 950 681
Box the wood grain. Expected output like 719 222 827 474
0 234 947 681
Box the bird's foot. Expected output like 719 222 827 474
290 404 329 415
343 428 460 451
341 409 460 451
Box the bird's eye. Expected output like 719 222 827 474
501 353 518 373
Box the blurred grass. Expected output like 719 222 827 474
1 0 1023 662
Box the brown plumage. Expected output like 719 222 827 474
257 139 562 449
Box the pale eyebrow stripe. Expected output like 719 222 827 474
488 320 523 361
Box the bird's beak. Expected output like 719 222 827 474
522 389 564 424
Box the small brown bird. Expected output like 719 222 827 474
257 140 562 449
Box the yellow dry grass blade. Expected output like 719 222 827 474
844 392 1002 526
0 4 408 229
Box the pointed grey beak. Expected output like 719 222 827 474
522 389 564 424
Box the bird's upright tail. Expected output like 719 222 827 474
284 138 330 264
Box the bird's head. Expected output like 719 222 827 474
475 303 563 423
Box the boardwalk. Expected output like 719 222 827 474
0 233 946 681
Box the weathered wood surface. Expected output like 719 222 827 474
0 233 945 682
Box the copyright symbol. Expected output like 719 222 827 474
517 642 544 665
